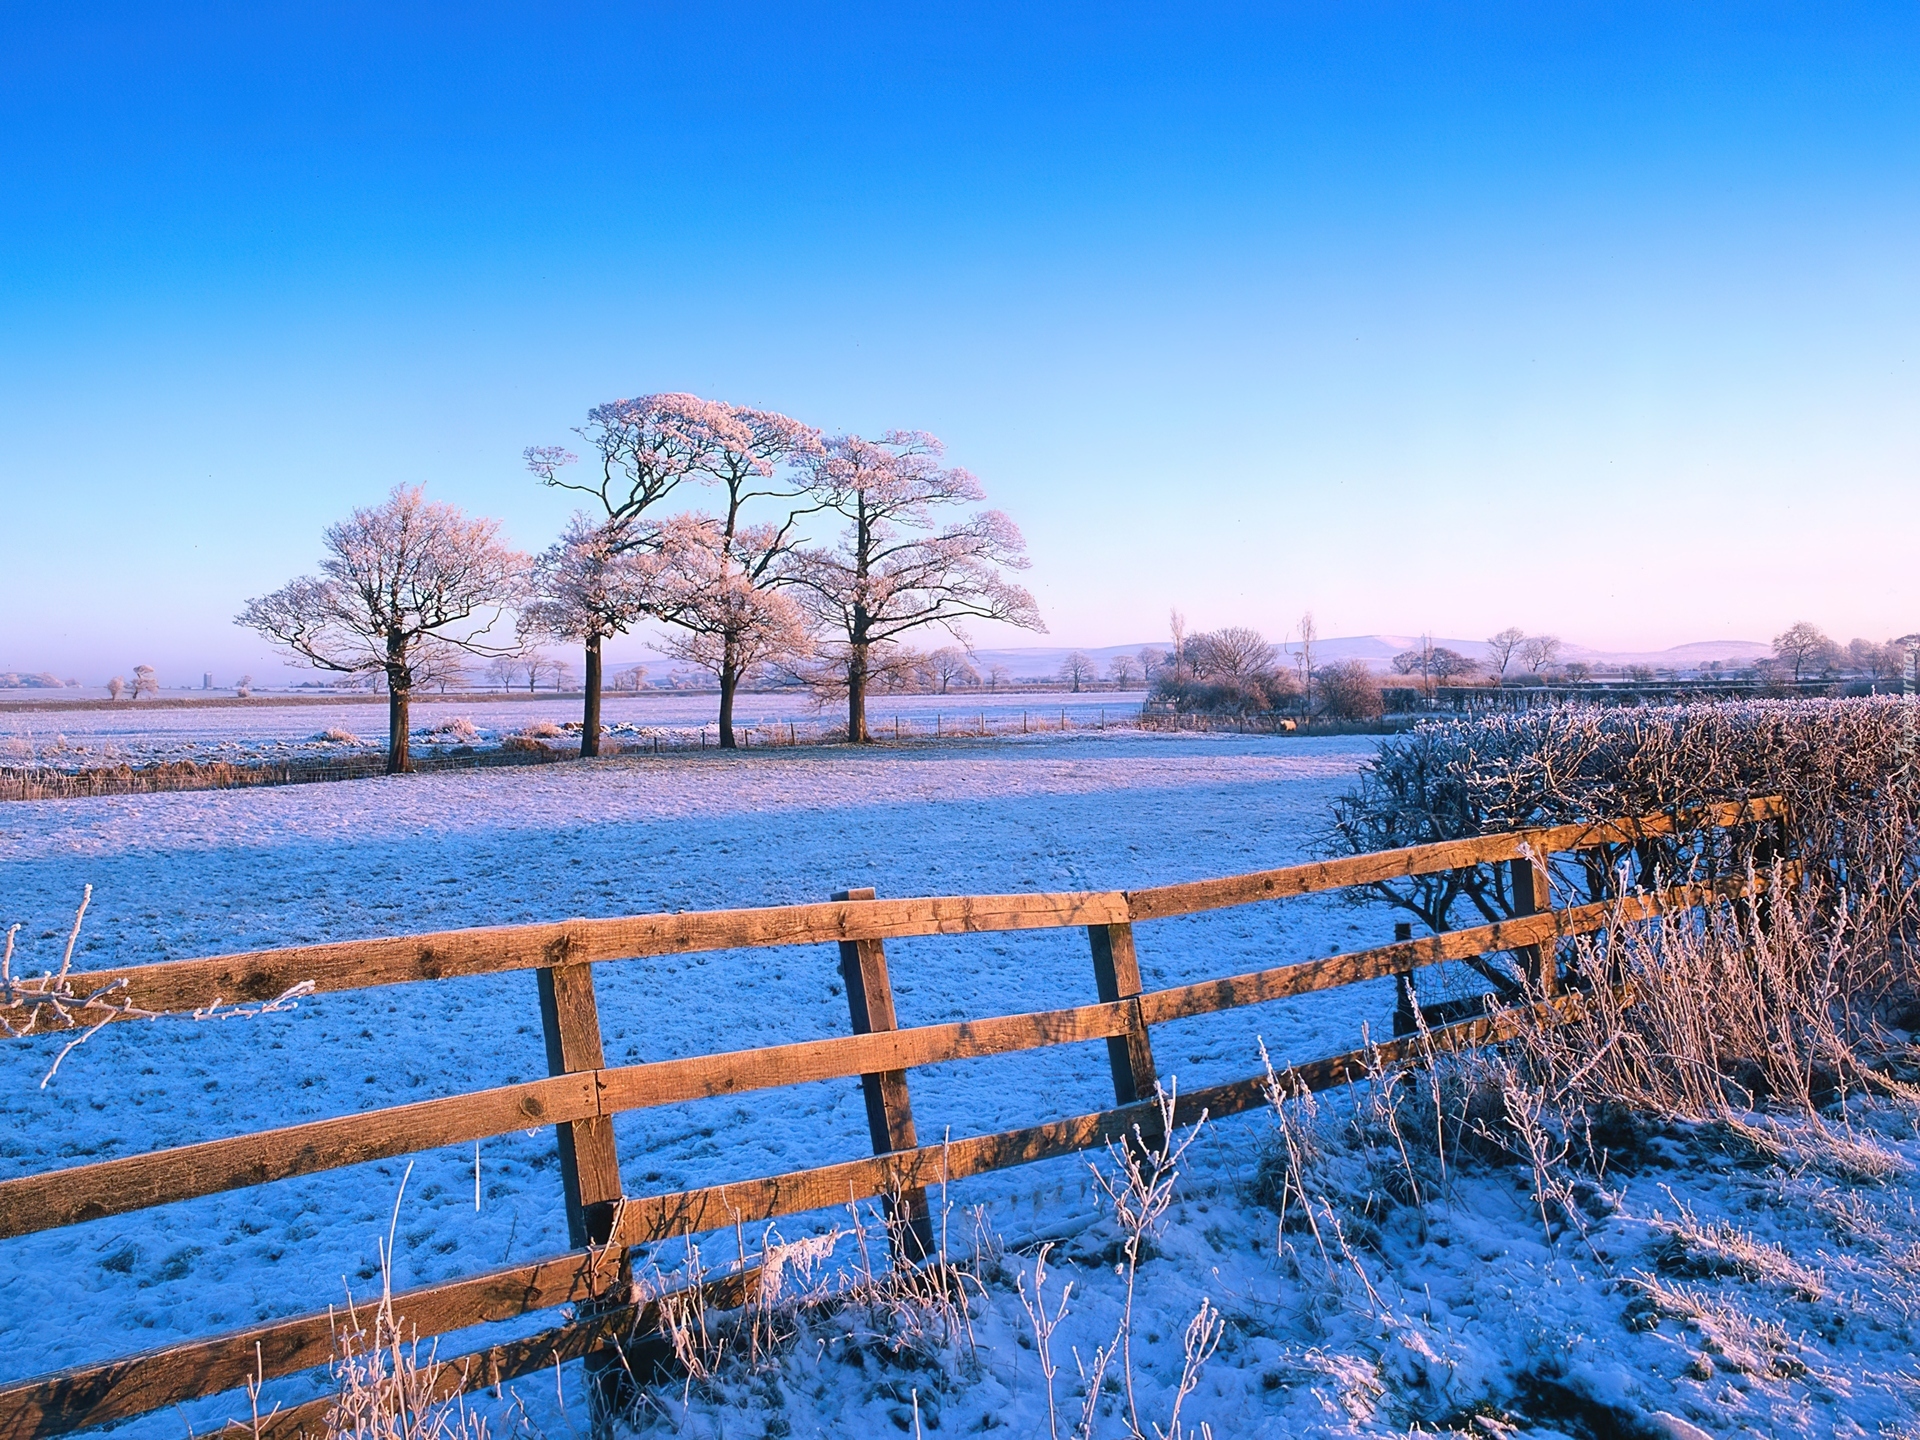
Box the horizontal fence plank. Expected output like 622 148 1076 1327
0 1246 646 1440
605 988 1602 1247
26 892 1129 1034
1137 869 1784 1026
15 798 1780 1034
0 1074 599 1242
234 1268 761 1440
0 1004 1134 1242
595 999 1133 1114
1125 796 1785 920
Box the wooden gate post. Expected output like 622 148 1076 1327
536 955 624 1435
834 888 934 1263
1088 922 1158 1105
1509 833 1556 993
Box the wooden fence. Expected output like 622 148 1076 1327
0 797 1788 1440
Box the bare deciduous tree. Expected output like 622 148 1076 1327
1848 638 1900 682
1315 658 1382 720
788 431 1043 742
928 645 980 693
1520 633 1561 674
237 486 526 773
1289 612 1317 715
1486 626 1527 683
1190 627 1275 682
131 665 158 700
988 662 1011 691
1773 621 1837 682
1107 654 1139 688
1059 651 1096 692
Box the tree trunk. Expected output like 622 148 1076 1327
581 634 602 758
847 643 869 743
387 681 411 774
718 658 738 749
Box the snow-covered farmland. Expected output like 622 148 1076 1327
3 731 1916 1438
0 736 1376 1413
0 691 1150 770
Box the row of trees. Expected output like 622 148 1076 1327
239 397 1043 771
1769 623 1916 684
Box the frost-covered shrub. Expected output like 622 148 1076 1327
1329 698 1919 929
517 721 564 739
421 717 480 743
1314 659 1382 721
1151 671 1296 716
313 728 364 745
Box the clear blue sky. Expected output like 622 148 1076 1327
3 3 1915 682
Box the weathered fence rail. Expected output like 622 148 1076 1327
0 797 1788 1440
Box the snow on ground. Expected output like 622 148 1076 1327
0 732 1381 1426
4 730 1915 1438
0 691 1150 770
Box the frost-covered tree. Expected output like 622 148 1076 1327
1289 612 1318 715
525 394 728 752
131 665 158 700
237 486 526 773
654 513 813 726
1773 621 1837 682
927 646 980 693
1848 638 1900 682
1520 634 1561 674
1059 651 1096 692
521 514 666 755
1191 627 1276 682
1315 658 1382 720
789 432 1043 742
526 394 725 529
1107 654 1138 688
1486 626 1527 683
106 676 125 701
660 405 822 748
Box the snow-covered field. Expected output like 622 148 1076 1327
3 731 1915 1437
0 691 1149 769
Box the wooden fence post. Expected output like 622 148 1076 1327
537 960 623 1249
1391 921 1417 1035
1087 922 1158 1105
834 888 934 1263
1509 832 1556 993
536 956 624 1435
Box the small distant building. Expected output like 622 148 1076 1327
203 672 214 689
